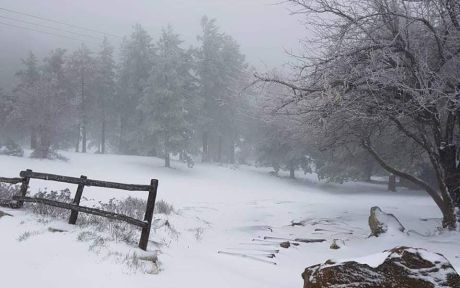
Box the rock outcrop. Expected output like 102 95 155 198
302 246 460 288
368 206 405 236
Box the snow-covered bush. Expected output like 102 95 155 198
155 199 175 215
29 189 73 217
30 149 68 161
0 183 20 201
25 189 175 245
0 140 24 157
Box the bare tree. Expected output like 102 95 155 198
259 0 460 228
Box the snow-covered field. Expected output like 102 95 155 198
1 151 459 288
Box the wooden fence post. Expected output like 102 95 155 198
17 169 31 208
69 175 87 224
139 179 158 251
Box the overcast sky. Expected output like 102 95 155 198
0 0 308 89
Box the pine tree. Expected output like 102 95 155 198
94 37 116 154
66 44 96 153
116 24 156 154
140 26 195 167
0 89 15 142
13 52 40 149
32 49 72 158
196 17 248 163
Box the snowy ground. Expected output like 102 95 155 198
0 151 459 288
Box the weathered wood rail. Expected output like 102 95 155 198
0 169 159 250
0 177 23 184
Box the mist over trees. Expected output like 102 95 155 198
0 17 252 167
1 1 460 230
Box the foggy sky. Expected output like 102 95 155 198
0 0 307 90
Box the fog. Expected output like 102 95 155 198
1 2 460 287
0 0 305 89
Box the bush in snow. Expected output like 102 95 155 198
0 140 24 157
155 199 175 215
25 189 176 245
30 149 68 161
0 183 20 201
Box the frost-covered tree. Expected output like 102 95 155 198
0 89 15 142
116 24 156 154
260 0 460 229
253 83 310 178
32 49 72 158
66 44 96 153
94 37 116 154
196 17 248 163
140 26 195 167
13 52 40 148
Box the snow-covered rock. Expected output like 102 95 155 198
302 246 460 288
0 210 12 218
368 206 405 236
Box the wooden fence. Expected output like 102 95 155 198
0 169 158 250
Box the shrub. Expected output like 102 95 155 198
155 199 175 215
24 189 176 245
0 140 24 157
0 183 20 201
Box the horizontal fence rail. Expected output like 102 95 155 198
0 169 159 250
0 177 23 185
19 170 152 191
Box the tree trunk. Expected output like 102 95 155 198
36 127 51 159
440 144 460 224
164 133 171 168
364 159 373 182
363 140 457 229
119 116 126 154
82 121 87 153
217 135 222 163
289 160 295 179
202 132 209 162
30 128 37 150
388 174 396 192
165 152 170 168
229 140 235 164
75 124 80 152
80 69 86 153
101 117 106 154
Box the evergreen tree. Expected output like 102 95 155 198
13 52 40 148
196 17 247 163
116 24 156 154
94 37 116 154
140 26 195 167
32 49 72 158
0 89 14 142
66 44 96 153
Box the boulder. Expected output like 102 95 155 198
329 239 341 250
302 246 460 288
368 206 405 236
0 210 12 218
280 241 291 249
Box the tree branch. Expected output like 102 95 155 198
362 139 447 213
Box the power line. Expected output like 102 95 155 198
0 20 96 43
0 14 103 41
0 7 121 38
